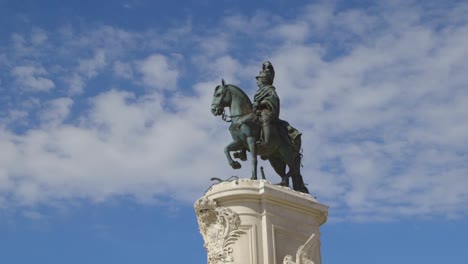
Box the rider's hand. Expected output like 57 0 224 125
252 102 259 111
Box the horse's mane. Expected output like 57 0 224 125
226 84 253 107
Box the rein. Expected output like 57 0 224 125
212 84 253 123
221 109 252 123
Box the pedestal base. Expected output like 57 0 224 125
195 179 328 264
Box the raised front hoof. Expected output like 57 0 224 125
233 151 247 161
230 161 242 169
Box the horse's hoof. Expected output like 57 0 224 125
231 161 241 169
251 176 258 180
276 180 289 187
295 186 309 194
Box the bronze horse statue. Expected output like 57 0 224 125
211 80 309 193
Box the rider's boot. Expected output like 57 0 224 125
257 124 271 156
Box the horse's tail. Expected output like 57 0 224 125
293 135 304 167
275 120 303 166
297 147 304 168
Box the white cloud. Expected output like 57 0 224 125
11 33 29 55
2 109 29 128
66 74 85 95
197 33 230 57
31 28 48 46
0 86 232 206
39 98 73 126
265 2 468 220
303 2 335 32
274 22 310 43
11 65 55 92
138 54 179 90
223 12 279 35
113 60 133 79
51 26 142 94
199 56 243 83
22 210 45 220
1 1 468 222
78 49 107 78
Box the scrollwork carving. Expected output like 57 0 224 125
283 233 320 264
195 197 245 264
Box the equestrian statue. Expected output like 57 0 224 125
210 61 309 194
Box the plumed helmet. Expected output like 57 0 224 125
262 61 275 79
256 61 275 84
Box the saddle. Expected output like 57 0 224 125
229 113 302 152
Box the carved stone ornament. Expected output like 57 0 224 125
195 197 246 264
283 233 320 264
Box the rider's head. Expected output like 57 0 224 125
256 71 269 86
256 61 274 85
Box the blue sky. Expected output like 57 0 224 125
1 0 467 263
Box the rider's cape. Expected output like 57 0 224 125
278 120 302 152
253 84 280 117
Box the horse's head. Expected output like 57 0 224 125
211 79 231 116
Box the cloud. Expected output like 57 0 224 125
138 54 179 90
22 210 45 220
264 1 468 221
113 60 133 79
0 86 232 206
66 74 86 95
39 98 73 126
78 49 107 78
51 27 143 94
11 65 55 92
223 12 279 35
30 28 48 46
274 22 310 43
1 1 468 222
196 33 231 57
60 49 108 95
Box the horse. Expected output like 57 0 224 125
211 80 309 193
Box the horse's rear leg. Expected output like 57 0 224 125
247 136 258 180
269 156 288 186
289 153 309 194
225 141 243 169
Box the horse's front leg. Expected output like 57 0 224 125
225 141 243 169
247 136 258 180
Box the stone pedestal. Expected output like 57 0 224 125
195 179 328 264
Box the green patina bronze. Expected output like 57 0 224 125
211 61 309 194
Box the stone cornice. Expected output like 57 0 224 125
205 179 328 226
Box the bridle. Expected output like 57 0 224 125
212 84 251 123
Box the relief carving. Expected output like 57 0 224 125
283 233 320 264
195 197 245 264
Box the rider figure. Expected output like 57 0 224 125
253 61 280 151
232 61 303 179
